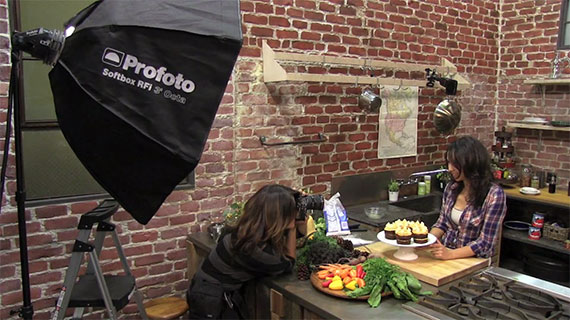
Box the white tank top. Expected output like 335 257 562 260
451 207 464 225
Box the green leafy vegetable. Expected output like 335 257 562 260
348 258 429 307
367 284 383 308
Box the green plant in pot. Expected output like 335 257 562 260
222 200 244 227
388 180 399 202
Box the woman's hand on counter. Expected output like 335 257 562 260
427 239 477 260
427 239 455 260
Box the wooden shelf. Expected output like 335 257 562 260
507 122 570 132
503 229 569 255
262 40 471 89
503 185 570 209
523 78 570 85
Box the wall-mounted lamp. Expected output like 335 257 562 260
425 68 458 95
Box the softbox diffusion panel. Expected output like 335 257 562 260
49 0 243 224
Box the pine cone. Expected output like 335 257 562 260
341 239 354 252
297 264 310 281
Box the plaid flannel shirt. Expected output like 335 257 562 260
432 181 506 258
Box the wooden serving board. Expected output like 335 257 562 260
309 272 391 300
365 241 489 287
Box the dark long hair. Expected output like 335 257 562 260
232 184 299 255
446 136 493 209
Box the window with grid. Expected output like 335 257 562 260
559 0 570 49
10 0 194 205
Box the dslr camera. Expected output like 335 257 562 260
295 194 324 220
425 68 458 96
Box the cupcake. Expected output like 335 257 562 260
408 220 418 231
396 226 412 245
384 222 397 240
412 223 429 244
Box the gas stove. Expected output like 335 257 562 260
404 267 570 320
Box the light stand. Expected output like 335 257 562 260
3 27 66 320
6 50 33 320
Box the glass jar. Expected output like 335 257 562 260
520 165 532 187
531 175 539 189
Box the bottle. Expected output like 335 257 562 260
418 182 426 196
531 174 539 189
424 175 431 194
548 173 556 194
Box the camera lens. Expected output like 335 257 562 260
296 194 324 220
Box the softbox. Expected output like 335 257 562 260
49 0 243 224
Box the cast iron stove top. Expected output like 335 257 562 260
404 268 570 320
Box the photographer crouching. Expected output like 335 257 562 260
186 184 323 319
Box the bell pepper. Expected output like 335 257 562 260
342 276 353 285
349 269 357 278
332 275 341 282
356 278 365 288
329 280 344 290
340 269 350 280
321 279 332 288
345 280 357 291
356 265 364 279
317 270 330 279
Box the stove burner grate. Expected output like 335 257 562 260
416 272 570 320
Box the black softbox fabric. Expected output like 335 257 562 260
49 0 242 224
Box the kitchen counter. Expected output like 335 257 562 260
186 231 433 320
345 201 421 229
502 184 570 208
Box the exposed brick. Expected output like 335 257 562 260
134 254 166 267
3 2 570 318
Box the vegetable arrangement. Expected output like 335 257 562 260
296 217 369 280
317 263 366 292
347 257 432 308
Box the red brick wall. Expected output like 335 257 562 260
497 0 570 187
0 0 566 319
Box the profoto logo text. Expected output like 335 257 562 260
121 55 195 93
101 48 195 97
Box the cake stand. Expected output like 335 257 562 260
377 231 437 261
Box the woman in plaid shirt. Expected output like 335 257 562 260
428 136 507 259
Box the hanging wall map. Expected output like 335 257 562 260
378 85 418 159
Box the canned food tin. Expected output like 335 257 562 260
532 212 545 228
528 226 541 240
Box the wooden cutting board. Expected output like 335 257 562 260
365 241 489 286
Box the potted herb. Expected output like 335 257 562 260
222 200 244 227
435 166 452 191
388 180 399 202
